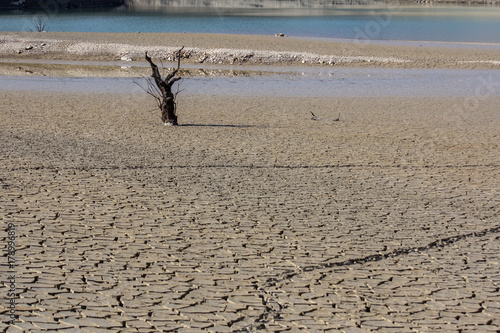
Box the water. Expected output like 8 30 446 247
2 3 499 98
1 4 500 43
2 68 500 97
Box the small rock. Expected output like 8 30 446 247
198 54 209 63
25 45 33 50
17 50 23 54
41 42 46 46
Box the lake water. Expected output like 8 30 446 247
1 3 500 43
3 67 500 98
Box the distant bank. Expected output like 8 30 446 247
1 0 499 10
0 0 125 10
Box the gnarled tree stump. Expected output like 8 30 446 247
145 48 184 125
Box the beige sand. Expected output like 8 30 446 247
1 88 499 331
2 31 500 69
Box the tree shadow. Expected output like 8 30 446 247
180 124 258 128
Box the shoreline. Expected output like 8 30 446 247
2 31 500 70
1 0 500 10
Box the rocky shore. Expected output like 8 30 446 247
1 32 500 69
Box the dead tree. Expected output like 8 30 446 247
144 48 184 125
31 17 48 32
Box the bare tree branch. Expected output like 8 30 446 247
31 17 48 32
143 47 185 125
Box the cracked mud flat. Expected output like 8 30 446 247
0 91 499 332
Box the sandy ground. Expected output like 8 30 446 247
1 32 500 331
1 31 500 69
1 87 499 331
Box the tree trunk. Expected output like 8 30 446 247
161 96 178 126
145 49 183 126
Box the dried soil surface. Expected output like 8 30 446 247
1 90 499 331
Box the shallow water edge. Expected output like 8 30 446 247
2 67 500 98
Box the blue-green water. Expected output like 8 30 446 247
1 5 500 43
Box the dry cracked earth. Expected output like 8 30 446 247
1 92 499 332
